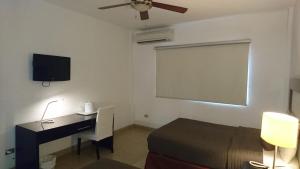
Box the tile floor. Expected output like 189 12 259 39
55 125 153 169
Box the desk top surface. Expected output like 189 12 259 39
16 114 97 132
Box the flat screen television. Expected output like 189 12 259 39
33 54 71 81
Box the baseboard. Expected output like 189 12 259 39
132 124 155 130
52 139 89 157
114 124 135 134
134 120 158 129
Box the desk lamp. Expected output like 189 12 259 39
41 100 58 123
261 112 299 169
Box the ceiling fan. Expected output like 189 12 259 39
98 0 188 20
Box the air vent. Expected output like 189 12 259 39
135 29 174 44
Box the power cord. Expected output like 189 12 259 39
42 81 51 87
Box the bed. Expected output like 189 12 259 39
145 118 264 169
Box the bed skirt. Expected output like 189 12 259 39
145 152 209 169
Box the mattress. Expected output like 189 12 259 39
148 118 263 169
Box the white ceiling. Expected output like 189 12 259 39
44 0 296 30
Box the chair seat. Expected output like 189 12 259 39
79 130 98 141
79 130 113 142
81 158 139 169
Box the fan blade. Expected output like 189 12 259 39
140 11 149 20
98 3 131 10
152 2 188 13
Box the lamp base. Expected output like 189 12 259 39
41 119 54 124
272 146 278 169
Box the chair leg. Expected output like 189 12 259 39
110 145 114 153
111 116 115 153
77 137 81 155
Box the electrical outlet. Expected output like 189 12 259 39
5 148 15 156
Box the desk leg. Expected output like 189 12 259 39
77 137 81 155
16 126 39 169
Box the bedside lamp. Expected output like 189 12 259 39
41 100 58 123
261 112 299 169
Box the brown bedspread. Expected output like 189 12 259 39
227 127 263 169
147 118 263 169
148 118 236 169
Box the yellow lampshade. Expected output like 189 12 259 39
261 112 299 148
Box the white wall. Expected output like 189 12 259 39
0 1 294 168
0 0 133 168
292 0 300 78
132 10 291 129
289 0 300 161
291 0 300 116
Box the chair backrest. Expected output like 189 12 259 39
95 105 115 141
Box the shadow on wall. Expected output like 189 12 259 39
0 110 15 169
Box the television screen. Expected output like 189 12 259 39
33 54 71 81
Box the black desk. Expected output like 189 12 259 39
15 114 97 169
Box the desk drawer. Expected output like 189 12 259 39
38 121 93 144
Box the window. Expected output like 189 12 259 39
156 40 250 106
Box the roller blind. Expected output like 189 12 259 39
156 41 250 106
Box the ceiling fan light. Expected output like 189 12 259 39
134 4 151 11
131 0 152 12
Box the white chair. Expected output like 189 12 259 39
77 105 115 159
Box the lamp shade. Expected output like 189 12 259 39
261 112 299 148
